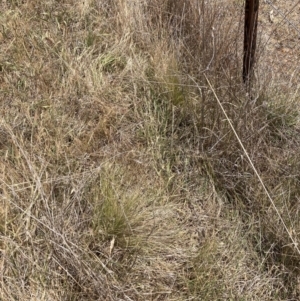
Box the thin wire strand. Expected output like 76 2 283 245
264 0 300 36
199 74 300 255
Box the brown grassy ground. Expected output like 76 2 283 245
1 0 300 300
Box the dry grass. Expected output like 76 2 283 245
1 0 300 300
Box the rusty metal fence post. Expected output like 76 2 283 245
243 0 259 85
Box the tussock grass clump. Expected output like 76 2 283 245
1 0 300 300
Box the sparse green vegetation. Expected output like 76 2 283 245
1 0 300 300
